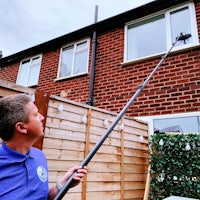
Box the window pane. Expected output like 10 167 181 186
28 65 40 86
17 61 29 86
170 6 192 46
154 116 200 133
73 51 87 74
127 15 166 60
31 56 41 65
17 56 41 87
59 46 73 78
76 41 87 50
58 39 89 79
22 59 30 65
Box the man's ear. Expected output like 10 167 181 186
15 122 27 134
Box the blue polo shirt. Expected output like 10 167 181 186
0 142 49 200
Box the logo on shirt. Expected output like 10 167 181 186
37 166 47 182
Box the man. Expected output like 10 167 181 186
0 93 87 200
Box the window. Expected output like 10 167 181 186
124 2 199 62
137 112 200 135
17 55 42 87
57 39 90 79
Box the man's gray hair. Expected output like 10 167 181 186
0 93 32 141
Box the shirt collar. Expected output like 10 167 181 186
1 142 34 162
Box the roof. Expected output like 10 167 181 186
0 0 188 67
154 125 183 134
159 125 183 133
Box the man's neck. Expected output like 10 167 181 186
5 139 32 155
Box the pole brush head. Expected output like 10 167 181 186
176 33 191 43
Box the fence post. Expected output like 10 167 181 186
33 89 50 150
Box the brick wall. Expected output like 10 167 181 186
0 62 19 83
93 25 200 116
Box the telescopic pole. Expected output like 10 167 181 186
53 33 191 200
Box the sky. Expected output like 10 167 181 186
0 0 153 57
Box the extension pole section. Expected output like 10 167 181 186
53 35 182 200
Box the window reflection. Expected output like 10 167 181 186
170 6 192 45
58 39 89 79
154 116 200 134
127 15 166 60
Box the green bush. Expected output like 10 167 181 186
149 133 200 200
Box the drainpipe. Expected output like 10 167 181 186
87 5 98 106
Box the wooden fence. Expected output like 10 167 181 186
0 80 149 200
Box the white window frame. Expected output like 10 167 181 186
136 111 200 135
56 38 90 80
124 2 199 63
16 55 42 87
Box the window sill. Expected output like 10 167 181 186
54 72 88 82
16 83 39 88
121 43 200 66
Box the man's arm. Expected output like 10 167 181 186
48 166 87 200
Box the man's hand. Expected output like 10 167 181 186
60 166 88 188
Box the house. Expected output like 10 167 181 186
0 0 200 135
155 125 183 134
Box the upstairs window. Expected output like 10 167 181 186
57 39 90 80
17 55 42 87
124 2 199 62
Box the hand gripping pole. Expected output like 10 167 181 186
53 33 191 200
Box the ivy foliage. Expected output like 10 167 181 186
149 133 200 200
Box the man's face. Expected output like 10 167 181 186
25 101 44 139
